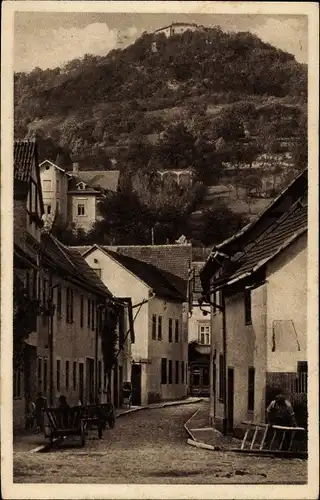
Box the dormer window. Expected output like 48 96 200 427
77 182 86 190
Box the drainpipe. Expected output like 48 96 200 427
94 306 99 404
221 291 228 435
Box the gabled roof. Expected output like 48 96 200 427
200 167 307 289
213 200 307 290
105 249 185 302
14 139 45 214
41 234 112 298
108 244 192 282
77 171 120 192
39 159 70 175
70 243 192 297
14 139 37 183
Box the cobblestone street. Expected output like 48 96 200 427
13 403 307 484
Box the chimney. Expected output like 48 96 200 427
73 162 79 173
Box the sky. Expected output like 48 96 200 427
14 12 308 73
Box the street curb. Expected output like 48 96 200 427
24 398 203 453
116 398 203 417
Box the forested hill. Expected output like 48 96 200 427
14 26 307 169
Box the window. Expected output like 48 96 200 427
158 316 162 340
77 203 86 216
56 285 62 317
152 315 157 339
43 358 48 393
175 319 179 343
56 360 61 392
38 358 42 390
47 205 51 215
66 288 74 323
219 354 225 401
32 269 37 298
65 361 70 391
87 299 91 328
79 362 84 404
198 322 211 345
80 295 84 328
91 300 95 331
42 278 47 306
161 358 167 384
168 319 173 342
175 361 179 384
98 361 102 390
73 362 77 390
181 361 185 383
297 361 308 373
93 268 101 278
248 367 255 411
244 289 252 325
168 360 173 384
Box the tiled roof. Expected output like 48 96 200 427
70 243 192 297
200 168 307 289
77 171 120 192
14 140 37 183
216 201 307 287
42 234 112 298
105 250 185 302
108 244 192 282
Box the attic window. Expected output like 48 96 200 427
77 182 86 190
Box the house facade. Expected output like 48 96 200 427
76 245 189 406
13 142 126 431
200 169 308 434
13 139 45 430
188 260 211 396
39 160 120 232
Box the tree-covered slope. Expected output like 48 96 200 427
14 26 307 169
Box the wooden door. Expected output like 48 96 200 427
227 367 234 434
131 364 141 406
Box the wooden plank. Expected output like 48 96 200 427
241 428 250 450
250 427 259 450
259 426 269 451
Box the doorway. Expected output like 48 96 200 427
86 358 94 404
113 361 119 407
131 364 141 406
227 367 234 434
79 362 84 404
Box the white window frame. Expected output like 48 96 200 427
197 321 211 345
77 203 86 216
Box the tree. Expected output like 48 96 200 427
90 189 152 245
201 203 249 245
154 123 197 169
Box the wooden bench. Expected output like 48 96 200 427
43 406 86 447
83 403 116 437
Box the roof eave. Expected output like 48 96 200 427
214 227 307 291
